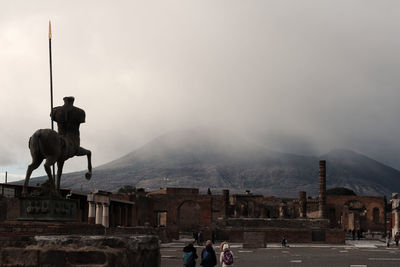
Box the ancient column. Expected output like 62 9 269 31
392 193 400 236
124 206 129 226
318 160 327 219
102 203 109 228
95 202 103 225
117 206 122 226
279 202 286 218
299 191 307 218
88 201 96 224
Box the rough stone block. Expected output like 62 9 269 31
0 235 160 267
0 248 39 266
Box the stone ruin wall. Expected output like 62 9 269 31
0 235 160 267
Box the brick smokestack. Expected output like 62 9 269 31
318 160 327 218
299 191 307 218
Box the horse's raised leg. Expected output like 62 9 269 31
44 157 57 191
56 160 65 191
76 147 92 180
22 158 43 195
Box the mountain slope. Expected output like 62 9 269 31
27 130 400 197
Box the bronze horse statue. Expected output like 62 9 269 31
22 97 92 195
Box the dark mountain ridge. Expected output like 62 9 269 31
26 130 400 197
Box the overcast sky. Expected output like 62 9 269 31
1 0 400 182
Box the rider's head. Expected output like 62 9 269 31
63 96 75 105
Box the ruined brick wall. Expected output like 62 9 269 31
229 195 301 219
148 191 214 238
166 188 199 195
134 195 154 226
307 199 320 218
211 195 223 220
262 197 282 218
326 195 386 232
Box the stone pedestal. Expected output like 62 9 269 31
18 197 78 221
243 231 266 248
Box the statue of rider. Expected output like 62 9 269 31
51 96 86 158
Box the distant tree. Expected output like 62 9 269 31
117 185 136 194
326 187 356 196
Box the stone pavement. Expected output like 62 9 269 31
161 238 400 267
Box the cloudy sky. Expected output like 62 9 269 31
1 0 400 182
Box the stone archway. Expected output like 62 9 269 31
343 200 367 231
178 200 201 232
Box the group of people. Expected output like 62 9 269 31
183 240 234 267
351 229 362 240
193 231 204 245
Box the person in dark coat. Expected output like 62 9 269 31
193 231 199 244
200 240 217 267
199 231 204 245
281 234 287 247
183 242 198 267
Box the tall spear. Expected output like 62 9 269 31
49 21 54 130
48 21 56 183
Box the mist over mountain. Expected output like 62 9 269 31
26 129 400 197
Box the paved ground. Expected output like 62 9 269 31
161 239 400 267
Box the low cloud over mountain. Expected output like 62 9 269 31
26 130 400 197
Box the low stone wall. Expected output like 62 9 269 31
326 229 346 244
106 226 171 243
218 228 345 245
215 217 345 246
223 218 330 229
0 221 104 237
0 235 160 267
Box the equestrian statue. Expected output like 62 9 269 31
22 96 92 195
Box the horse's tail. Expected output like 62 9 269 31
29 130 42 156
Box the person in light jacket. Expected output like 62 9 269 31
219 243 234 266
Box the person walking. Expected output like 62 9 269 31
199 231 204 245
183 242 198 267
281 235 287 247
220 243 234 266
200 240 217 267
386 233 392 247
193 231 199 244
395 232 400 247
